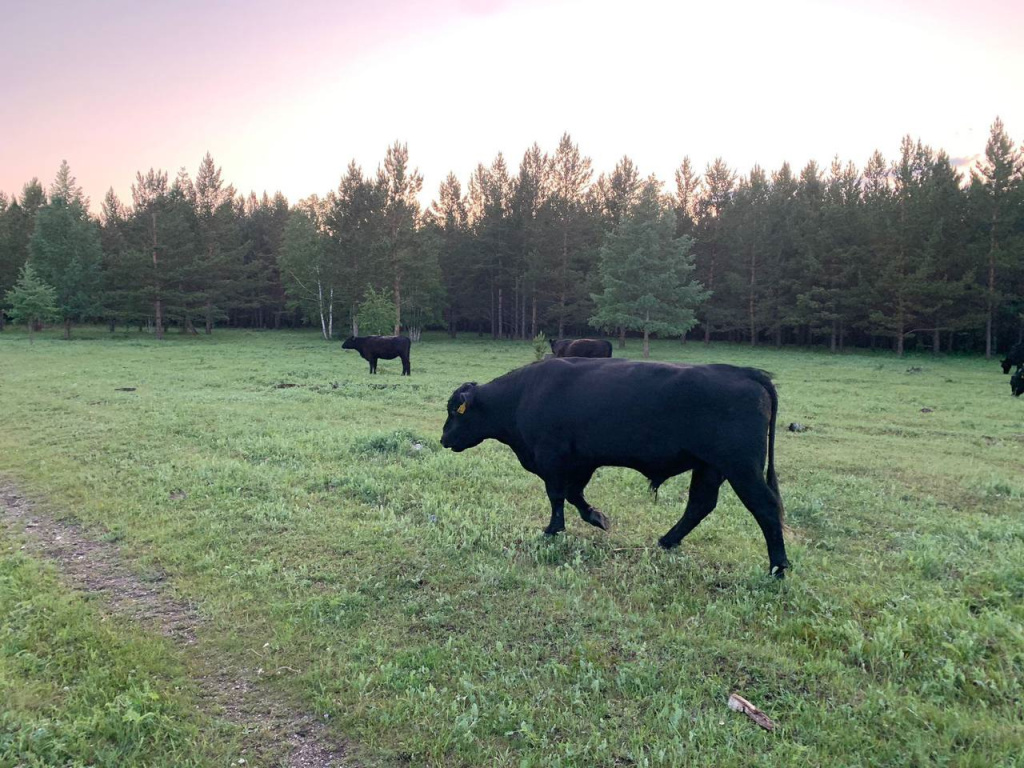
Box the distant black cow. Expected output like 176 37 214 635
341 335 411 375
440 358 789 577
1011 368 1024 397
1000 342 1024 374
549 338 613 358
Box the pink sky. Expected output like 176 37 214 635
2 0 1022 210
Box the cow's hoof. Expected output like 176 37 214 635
770 564 788 579
585 508 609 530
657 535 680 550
543 525 564 536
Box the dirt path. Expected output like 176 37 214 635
0 481 357 768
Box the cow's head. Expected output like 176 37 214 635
341 336 357 349
549 338 558 351
1002 358 1013 374
440 382 486 452
1011 370 1024 397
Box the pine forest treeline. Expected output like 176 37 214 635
2 120 1023 356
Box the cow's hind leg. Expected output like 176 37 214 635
402 353 410 376
727 469 789 578
566 469 608 531
658 465 723 550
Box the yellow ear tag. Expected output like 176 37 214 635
457 402 467 414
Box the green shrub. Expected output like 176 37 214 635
532 331 548 361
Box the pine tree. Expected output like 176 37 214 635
593 156 643 347
729 166 771 345
327 162 380 336
374 142 423 334
125 168 198 339
402 226 445 341
0 191 13 330
787 160 826 344
28 162 103 339
99 187 134 329
239 190 290 329
594 156 642 227
590 179 708 358
48 162 80 206
673 157 700 241
427 172 470 337
867 138 936 355
798 158 864 352
760 163 799 346
672 157 701 343
919 152 973 353
694 158 736 343
0 179 46 331
193 153 247 333
466 154 514 338
4 263 58 343
543 133 594 337
511 144 549 339
971 117 1023 357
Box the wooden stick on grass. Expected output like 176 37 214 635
728 693 776 731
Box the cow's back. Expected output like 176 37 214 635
515 358 771 465
553 338 612 358
369 335 410 353
568 339 611 358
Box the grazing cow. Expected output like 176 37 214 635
1011 368 1024 397
440 357 789 577
549 337 613 358
341 335 411 375
1000 342 1024 374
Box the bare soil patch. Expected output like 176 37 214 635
0 480 357 768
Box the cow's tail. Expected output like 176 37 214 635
749 369 784 522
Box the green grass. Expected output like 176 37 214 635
1 326 1023 767
0 546 234 767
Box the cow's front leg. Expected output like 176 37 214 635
565 487 602 528
544 487 566 535
537 446 571 535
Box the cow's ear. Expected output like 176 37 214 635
457 382 477 412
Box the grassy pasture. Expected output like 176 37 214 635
1 327 1023 767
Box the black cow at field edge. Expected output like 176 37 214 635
549 338 613 358
341 335 411 375
1000 342 1024 374
1011 368 1024 397
440 357 790 577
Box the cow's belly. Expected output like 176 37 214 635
611 452 698 478
571 417 714 459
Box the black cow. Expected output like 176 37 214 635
549 338 613 358
341 335 411 375
1000 342 1024 374
440 357 789 577
1011 368 1024 397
